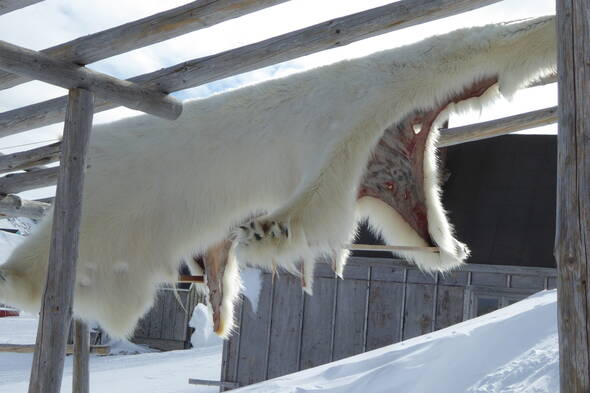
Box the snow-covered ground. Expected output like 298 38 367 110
0 290 558 393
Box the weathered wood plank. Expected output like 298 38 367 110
220 298 242 392
236 275 273 385
148 291 165 339
438 106 558 147
0 0 291 90
27 88 94 393
267 275 303 379
0 142 61 174
300 277 336 369
72 320 89 393
435 286 464 330
188 379 238 389
402 284 435 340
332 272 369 361
0 0 42 16
0 194 50 219
365 280 404 350
470 272 507 287
0 0 503 136
0 166 58 194
0 40 182 120
509 274 546 290
555 0 590 391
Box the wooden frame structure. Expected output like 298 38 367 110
0 1 585 393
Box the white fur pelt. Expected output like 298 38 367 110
0 16 556 338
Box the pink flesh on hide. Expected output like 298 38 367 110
358 76 498 244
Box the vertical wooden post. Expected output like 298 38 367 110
555 0 590 391
28 88 94 393
73 320 90 393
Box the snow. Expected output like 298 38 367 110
0 314 222 393
190 304 223 349
0 290 559 393
241 267 263 313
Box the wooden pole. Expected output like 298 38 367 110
28 88 94 393
0 194 50 219
0 40 182 120
437 106 557 147
555 0 590 391
73 320 90 393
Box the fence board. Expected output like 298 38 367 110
332 275 369 361
365 280 404 351
402 283 435 340
235 275 273 386
435 286 465 330
267 275 303 379
300 277 336 369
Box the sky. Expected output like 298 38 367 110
0 0 556 198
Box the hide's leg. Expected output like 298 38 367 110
202 239 233 335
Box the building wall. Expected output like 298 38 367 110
443 135 556 268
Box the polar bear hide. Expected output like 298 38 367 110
0 16 556 338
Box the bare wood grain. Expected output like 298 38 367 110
0 142 61 174
0 167 58 194
0 40 182 120
72 320 89 393
28 88 94 393
0 0 291 91
0 194 50 219
555 0 590 391
0 0 42 16
0 0 502 136
438 106 558 147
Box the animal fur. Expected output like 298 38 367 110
0 16 556 338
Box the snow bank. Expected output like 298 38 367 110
190 303 223 348
234 290 559 393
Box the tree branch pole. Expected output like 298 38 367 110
554 0 590 390
27 88 94 393
73 320 90 393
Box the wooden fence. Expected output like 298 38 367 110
132 286 206 351
220 256 557 390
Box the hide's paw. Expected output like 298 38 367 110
237 218 290 247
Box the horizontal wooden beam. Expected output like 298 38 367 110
345 243 440 253
0 194 50 219
188 379 238 389
0 0 42 16
0 40 182 120
0 142 61 174
0 166 58 194
437 106 558 147
0 0 502 136
0 0 291 91
0 344 109 355
178 274 205 283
